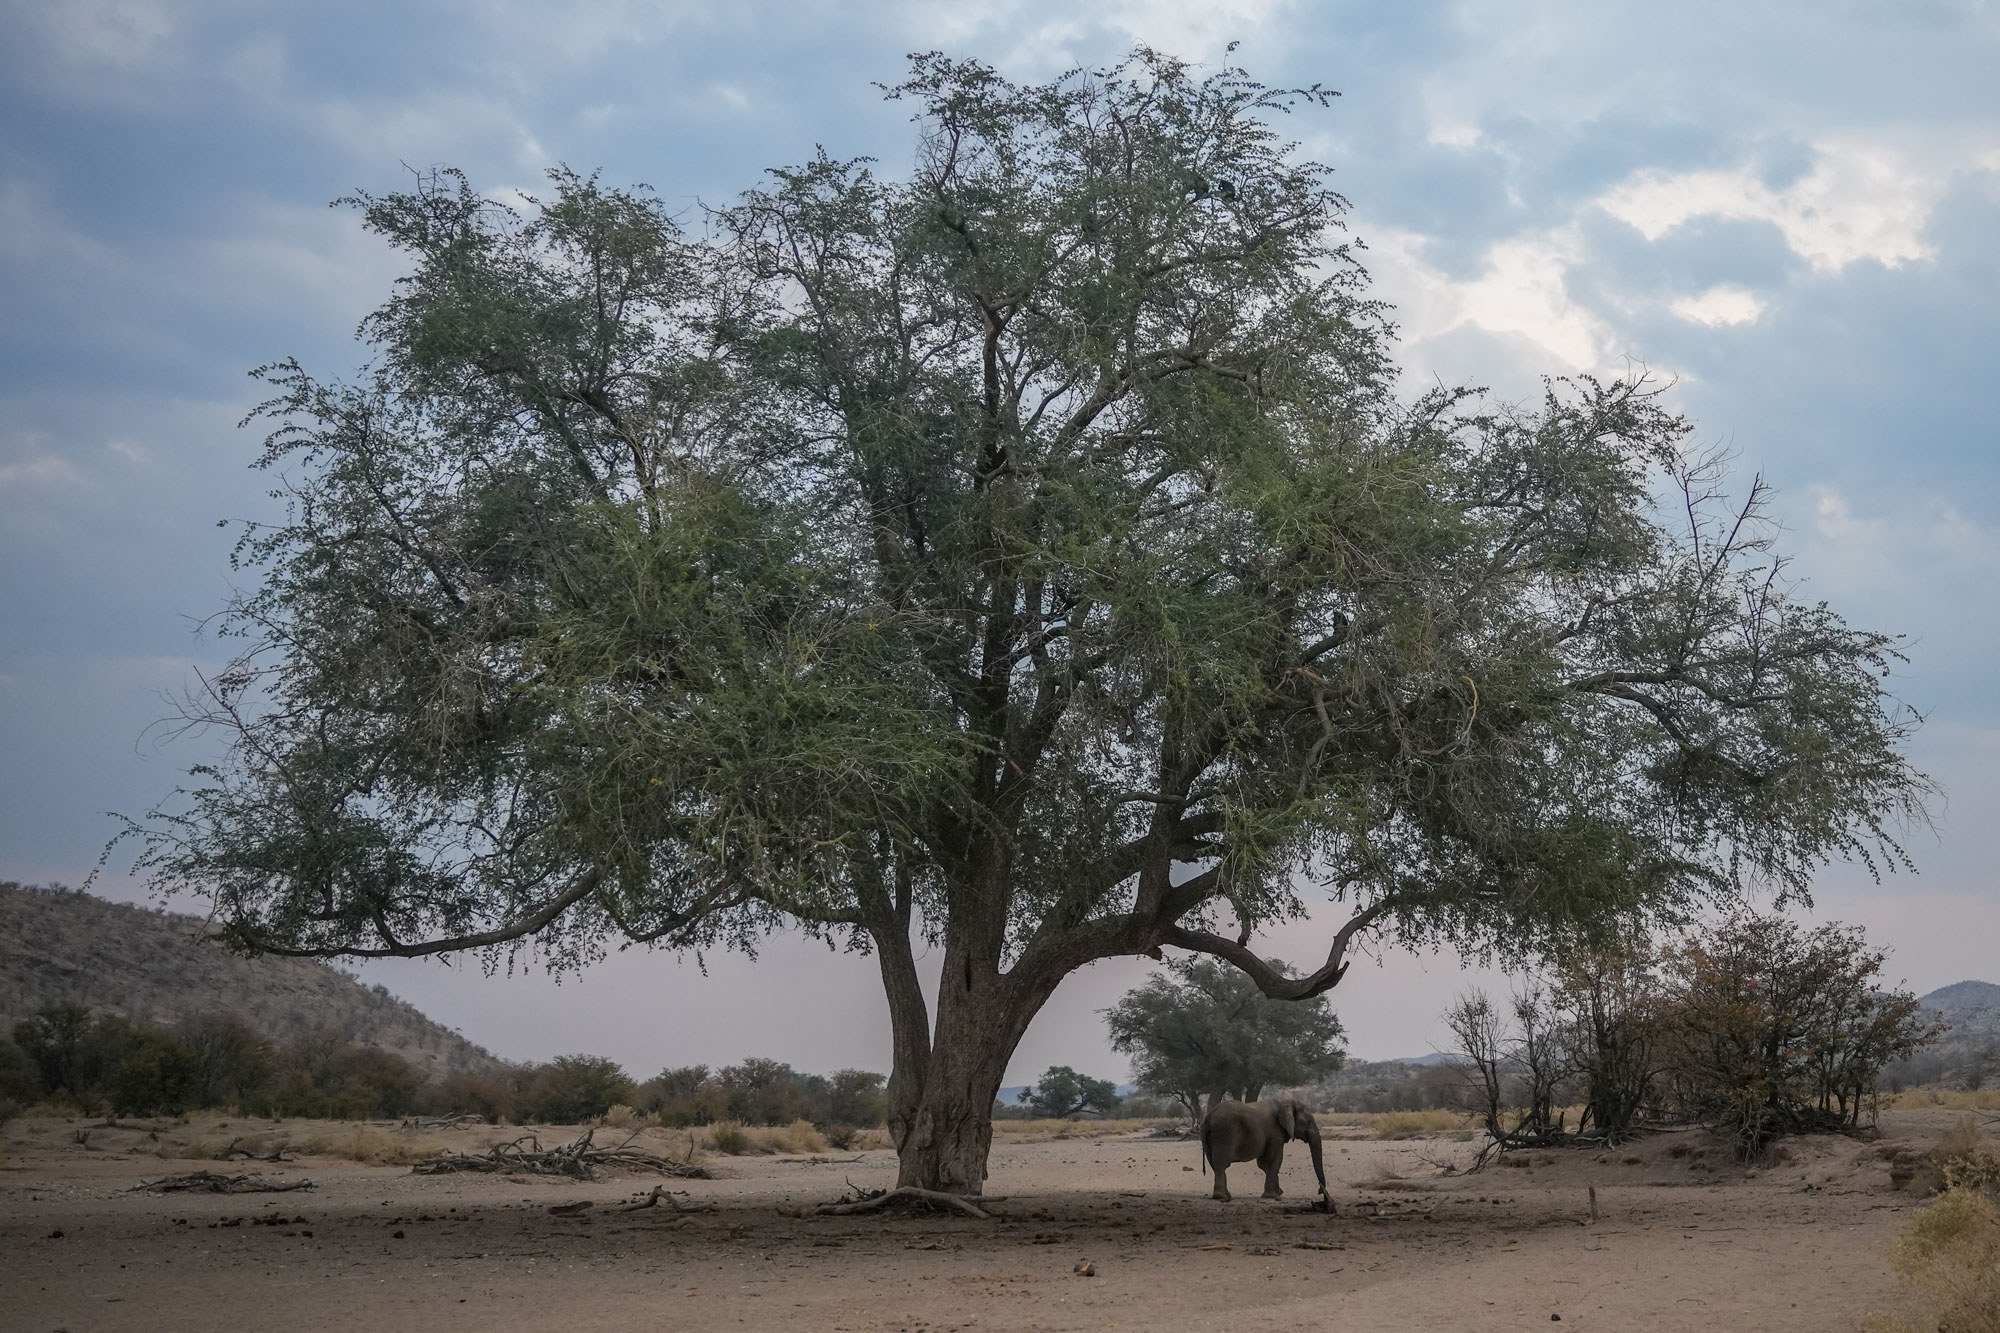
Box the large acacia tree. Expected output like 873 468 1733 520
128 51 1928 1193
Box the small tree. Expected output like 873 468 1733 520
1550 939 1664 1141
520 1054 636 1123
1020 1066 1119 1118
1106 957 1346 1122
1444 991 1508 1142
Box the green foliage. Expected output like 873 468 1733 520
519 1054 636 1123
1020 1066 1120 1118
1106 957 1345 1117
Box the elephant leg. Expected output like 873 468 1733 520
1212 1161 1232 1202
1260 1147 1285 1199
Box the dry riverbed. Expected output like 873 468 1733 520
0 1110 1959 1331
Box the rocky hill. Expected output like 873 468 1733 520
1919 980 2000 1033
0 883 509 1082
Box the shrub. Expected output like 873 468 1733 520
769 1118 828 1154
1663 917 1941 1157
707 1120 750 1154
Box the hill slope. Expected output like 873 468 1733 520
0 883 508 1082
1920 980 2000 1036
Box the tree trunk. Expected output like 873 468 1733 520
892 972 1020 1193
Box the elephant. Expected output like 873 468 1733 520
1199 1096 1329 1202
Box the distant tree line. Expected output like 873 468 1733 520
0 1004 894 1132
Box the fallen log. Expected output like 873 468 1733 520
410 1128 711 1181
133 1172 315 1194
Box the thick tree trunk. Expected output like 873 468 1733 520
893 972 1018 1192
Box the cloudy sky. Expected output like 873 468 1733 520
4 0 1997 1082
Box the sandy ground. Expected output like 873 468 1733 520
0 1110 1957 1332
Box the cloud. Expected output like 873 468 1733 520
1671 285 1766 327
1363 223 1622 377
1596 140 1984 274
0 454 81 490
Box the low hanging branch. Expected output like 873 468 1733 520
410 1129 711 1181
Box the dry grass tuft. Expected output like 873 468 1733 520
602 1104 646 1129
294 1126 436 1166
1872 1184 2000 1333
760 1119 829 1155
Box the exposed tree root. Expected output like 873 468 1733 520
133 1172 315 1194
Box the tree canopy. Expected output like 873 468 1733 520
1107 956 1346 1118
124 48 1930 1192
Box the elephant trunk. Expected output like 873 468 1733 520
1305 1122 1328 1195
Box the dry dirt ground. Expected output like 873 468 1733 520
0 1110 1961 1332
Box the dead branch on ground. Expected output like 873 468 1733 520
811 1186 1005 1220
400 1114 486 1131
133 1171 315 1194
410 1128 711 1181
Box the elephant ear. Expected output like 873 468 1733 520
1274 1100 1297 1141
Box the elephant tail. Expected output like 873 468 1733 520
1198 1124 1210 1175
